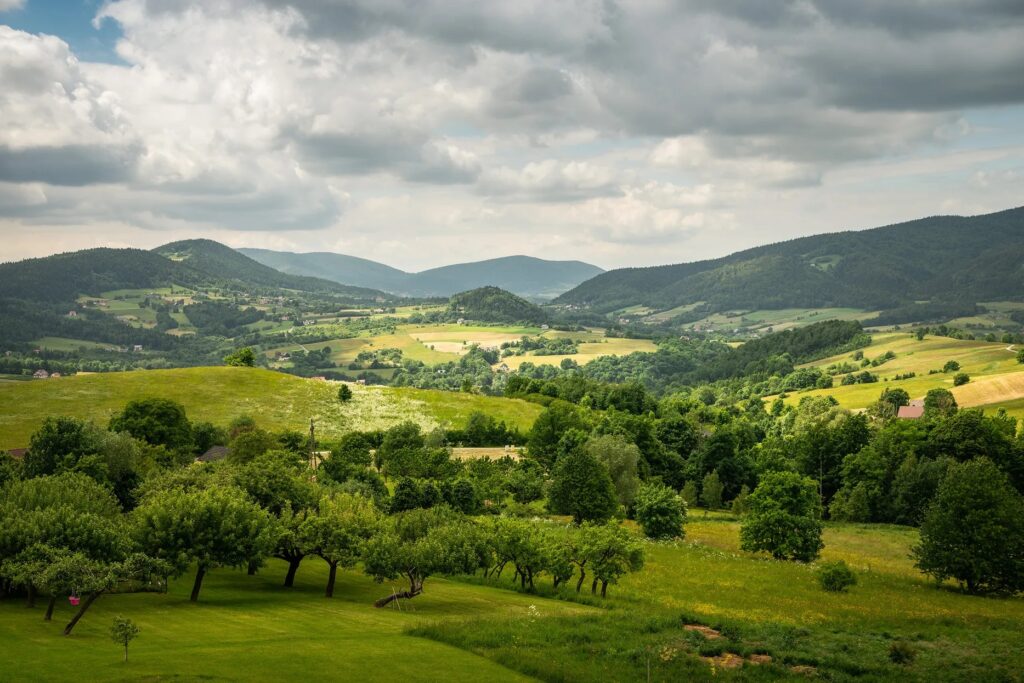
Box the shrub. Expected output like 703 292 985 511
634 483 686 540
952 373 970 386
817 560 857 592
888 641 916 665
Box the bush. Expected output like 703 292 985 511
952 373 970 386
817 560 857 592
888 641 916 665
634 483 686 540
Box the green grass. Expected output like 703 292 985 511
0 367 542 449
782 332 1022 411
420 515 1024 681
32 337 119 352
687 308 873 334
0 558 587 682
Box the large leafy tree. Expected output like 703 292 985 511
913 458 1024 595
109 398 193 452
302 493 380 597
585 435 641 510
362 507 489 607
740 471 824 561
634 483 686 540
133 486 274 601
527 400 589 468
547 449 618 524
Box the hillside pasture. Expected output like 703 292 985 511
0 367 542 449
784 332 1020 410
685 307 873 335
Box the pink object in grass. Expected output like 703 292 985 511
69 596 80 606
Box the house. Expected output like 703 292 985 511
495 363 510 373
197 446 231 463
356 379 367 385
456 318 466 325
540 324 550 331
50 372 61 379
302 320 316 326
32 369 49 379
132 344 143 352
67 310 78 318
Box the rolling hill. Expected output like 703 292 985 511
447 286 550 325
556 207 1024 319
155 239 387 299
240 249 604 299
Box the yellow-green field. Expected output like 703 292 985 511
782 332 1022 413
0 367 542 449
499 336 657 369
687 307 873 334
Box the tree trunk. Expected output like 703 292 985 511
601 580 608 598
190 566 206 602
44 595 56 621
576 567 586 594
591 577 598 594
373 588 421 608
247 560 259 576
283 557 302 588
63 591 101 635
124 644 129 663
25 583 35 608
325 562 338 598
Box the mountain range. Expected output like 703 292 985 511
555 207 1024 318
239 249 604 300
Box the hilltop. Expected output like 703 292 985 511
447 286 550 325
241 249 604 300
556 207 1024 321
155 239 387 298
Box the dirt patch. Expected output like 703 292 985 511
748 654 773 665
702 653 745 669
791 665 817 676
683 624 723 639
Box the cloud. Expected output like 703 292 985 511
0 0 24 12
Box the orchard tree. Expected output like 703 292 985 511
362 508 489 607
740 472 824 561
547 449 618 524
133 486 274 601
302 493 380 597
489 518 546 591
580 523 645 597
913 458 1024 595
634 483 686 540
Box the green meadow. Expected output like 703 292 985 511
0 367 542 449
2 514 1020 682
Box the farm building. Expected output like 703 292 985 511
897 401 924 419
32 369 49 379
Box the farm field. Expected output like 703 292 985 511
782 332 1022 412
499 336 658 369
0 367 542 450
684 307 873 335
32 337 120 352
6 515 1014 681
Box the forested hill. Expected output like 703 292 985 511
447 286 550 325
0 248 206 303
556 207 1024 314
154 240 387 299
241 249 604 300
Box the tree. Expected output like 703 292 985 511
110 616 140 662
579 523 645 597
634 483 686 539
1017 349 1024 364
390 478 422 512
700 471 724 510
376 421 425 474
547 449 618 524
680 481 699 508
24 417 101 479
109 399 193 452
133 486 274 601
337 384 353 402
953 372 970 386
302 493 380 597
942 360 961 373
923 388 957 418
913 458 1024 594
489 518 547 591
527 401 588 467
362 508 489 607
740 472 824 561
228 428 274 464
585 435 641 509
872 387 910 419
223 347 256 367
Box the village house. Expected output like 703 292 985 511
897 399 925 420
32 369 49 379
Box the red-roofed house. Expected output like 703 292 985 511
897 404 924 419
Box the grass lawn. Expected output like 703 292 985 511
0 367 542 449
422 514 1024 682
0 558 587 682
781 332 1021 411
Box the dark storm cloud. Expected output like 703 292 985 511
0 144 138 186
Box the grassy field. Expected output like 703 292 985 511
0 367 542 449
499 336 657 369
0 558 587 682
686 307 873 335
32 337 119 352
783 332 1022 412
420 514 1024 681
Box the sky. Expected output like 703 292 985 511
1 0 1023 271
